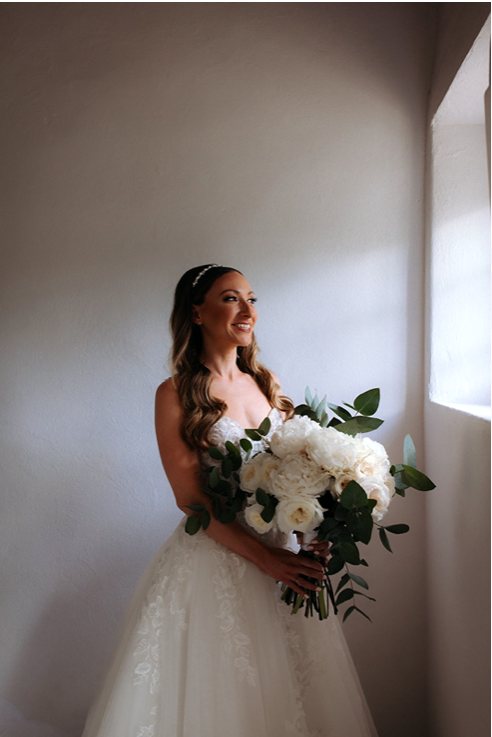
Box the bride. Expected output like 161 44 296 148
81 264 378 737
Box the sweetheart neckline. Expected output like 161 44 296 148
219 407 279 432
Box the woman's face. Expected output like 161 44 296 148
193 271 257 349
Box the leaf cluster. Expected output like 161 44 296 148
184 415 272 536
295 387 384 436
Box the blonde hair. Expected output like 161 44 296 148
170 265 294 450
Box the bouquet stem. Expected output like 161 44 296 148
280 550 339 619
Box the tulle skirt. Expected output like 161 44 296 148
82 519 378 737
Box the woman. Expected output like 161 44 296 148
82 265 378 737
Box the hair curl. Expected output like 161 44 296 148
170 264 294 450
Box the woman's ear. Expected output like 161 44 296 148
192 307 202 326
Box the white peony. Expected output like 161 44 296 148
275 498 324 534
270 453 330 500
355 437 391 479
269 416 322 459
244 503 275 534
307 427 359 473
357 476 392 522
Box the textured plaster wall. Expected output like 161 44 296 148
424 5 491 737
0 4 435 736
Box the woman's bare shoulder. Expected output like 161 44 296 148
155 378 182 416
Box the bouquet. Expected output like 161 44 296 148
185 388 435 622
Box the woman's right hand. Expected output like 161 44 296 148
259 547 326 597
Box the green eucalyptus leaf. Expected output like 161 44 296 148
385 524 410 534
328 403 353 421
185 516 202 535
342 605 357 622
255 488 271 507
335 504 349 522
230 496 241 513
305 387 313 406
338 541 361 565
185 504 206 512
353 509 373 545
245 429 262 441
319 517 339 534
257 416 271 436
240 438 253 452
343 402 355 410
219 509 236 524
225 440 240 457
336 588 354 606
401 465 436 491
394 487 406 497
336 416 384 436
353 591 376 601
353 388 380 416
315 395 327 420
403 435 417 469
379 527 392 552
260 506 276 523
231 455 242 472
213 497 222 520
360 559 369 566
201 510 211 531
354 606 372 622
221 458 233 479
327 555 345 575
312 391 319 410
348 573 369 589
340 480 369 510
294 403 316 419
335 573 350 594
320 411 329 427
209 466 219 489
208 447 224 461
328 417 342 428
215 480 231 496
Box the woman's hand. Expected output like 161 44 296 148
259 547 326 597
296 533 331 565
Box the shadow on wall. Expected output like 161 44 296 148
0 697 69 737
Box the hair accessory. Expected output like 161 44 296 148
192 264 222 289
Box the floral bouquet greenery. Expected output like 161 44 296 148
185 388 435 622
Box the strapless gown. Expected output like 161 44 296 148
81 409 378 737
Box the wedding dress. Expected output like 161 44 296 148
82 409 378 737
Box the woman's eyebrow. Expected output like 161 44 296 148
219 289 255 296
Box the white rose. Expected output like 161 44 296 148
358 476 392 522
269 416 322 459
276 498 324 534
258 455 281 491
331 469 363 498
307 427 359 473
239 454 268 494
244 503 275 534
270 453 330 500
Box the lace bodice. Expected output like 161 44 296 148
199 407 283 466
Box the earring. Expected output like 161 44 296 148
196 320 202 325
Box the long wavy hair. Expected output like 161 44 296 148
170 264 294 450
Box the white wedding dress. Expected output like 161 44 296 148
82 409 378 737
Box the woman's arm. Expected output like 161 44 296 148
155 379 325 595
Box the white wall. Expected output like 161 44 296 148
0 5 435 736
425 6 491 737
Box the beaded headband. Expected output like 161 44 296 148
191 264 223 289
